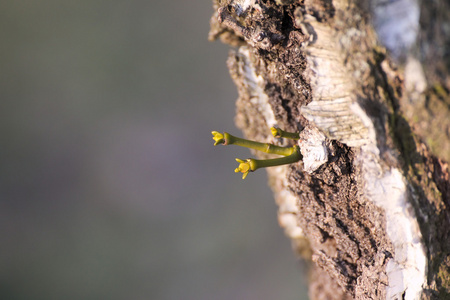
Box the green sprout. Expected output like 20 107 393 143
211 128 302 179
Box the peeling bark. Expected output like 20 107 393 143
209 0 450 299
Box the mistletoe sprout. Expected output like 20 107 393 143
212 129 303 179
270 127 300 140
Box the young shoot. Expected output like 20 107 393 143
211 127 302 179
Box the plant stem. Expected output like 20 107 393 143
235 145 302 179
270 127 300 140
224 132 295 156
249 146 302 170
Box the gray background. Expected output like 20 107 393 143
0 1 308 299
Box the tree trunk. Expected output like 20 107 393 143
209 0 450 299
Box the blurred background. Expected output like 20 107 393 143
0 1 308 299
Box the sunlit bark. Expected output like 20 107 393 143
210 0 450 298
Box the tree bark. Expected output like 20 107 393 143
209 0 450 299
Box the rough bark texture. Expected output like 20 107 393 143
209 0 450 299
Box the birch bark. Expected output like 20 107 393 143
209 0 450 298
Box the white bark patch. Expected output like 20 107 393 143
297 125 328 174
359 145 426 300
354 87 426 298
237 47 277 128
300 18 370 147
372 0 420 60
404 56 427 103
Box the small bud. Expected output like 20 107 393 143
211 131 225 146
235 158 251 179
